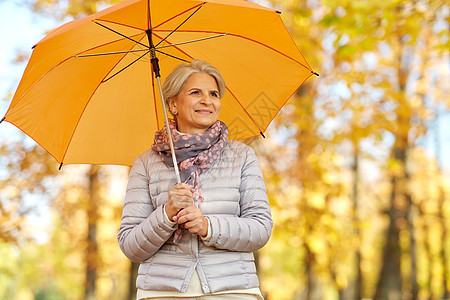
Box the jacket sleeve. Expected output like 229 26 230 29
204 146 273 252
117 154 177 262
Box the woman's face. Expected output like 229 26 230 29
169 73 221 134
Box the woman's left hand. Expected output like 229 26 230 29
173 207 208 238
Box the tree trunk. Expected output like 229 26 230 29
305 243 314 300
85 165 101 300
439 188 450 299
373 184 402 299
435 116 450 299
406 194 418 300
373 145 406 300
352 146 363 300
127 262 139 300
420 207 433 300
373 21 423 298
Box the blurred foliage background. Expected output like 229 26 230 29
0 0 449 299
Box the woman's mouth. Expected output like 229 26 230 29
195 109 212 115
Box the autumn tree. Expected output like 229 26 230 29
258 0 449 299
0 142 59 244
5 1 123 299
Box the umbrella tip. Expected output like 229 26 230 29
0 117 4 124
58 162 63 170
260 131 266 138
276 10 281 14
312 71 319 76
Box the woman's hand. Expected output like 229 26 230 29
165 183 194 221
173 207 208 238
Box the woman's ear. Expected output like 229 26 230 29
167 97 177 115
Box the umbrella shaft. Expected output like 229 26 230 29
156 76 181 184
147 28 180 183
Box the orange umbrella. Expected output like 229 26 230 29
1 0 317 172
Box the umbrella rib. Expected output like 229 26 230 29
10 31 148 119
7 36 148 124
9 31 147 114
155 34 228 50
155 29 314 72
151 32 195 62
151 3 204 31
92 3 204 34
102 50 150 83
154 3 204 48
155 49 190 63
60 41 144 166
94 21 149 49
95 18 146 32
76 49 149 57
70 31 146 58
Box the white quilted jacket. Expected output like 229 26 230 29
117 140 273 293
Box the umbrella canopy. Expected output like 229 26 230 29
2 0 317 167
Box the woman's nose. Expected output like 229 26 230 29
200 94 211 104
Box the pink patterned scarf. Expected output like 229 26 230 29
152 120 228 242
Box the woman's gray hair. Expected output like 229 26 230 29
162 60 226 115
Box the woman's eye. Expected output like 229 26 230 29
190 91 199 95
211 92 219 97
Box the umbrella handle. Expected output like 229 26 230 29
156 76 182 184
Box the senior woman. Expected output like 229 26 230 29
117 60 273 299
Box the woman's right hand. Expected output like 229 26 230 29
165 183 194 221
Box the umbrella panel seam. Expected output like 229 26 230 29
9 32 148 116
224 87 264 135
102 50 150 83
1 118 63 165
154 3 205 47
256 72 316 138
151 32 195 61
93 14 313 73
150 3 204 31
152 29 313 72
155 33 228 50
75 32 146 57
94 21 149 49
60 39 149 165
95 18 147 32
6 55 76 115
94 3 204 33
